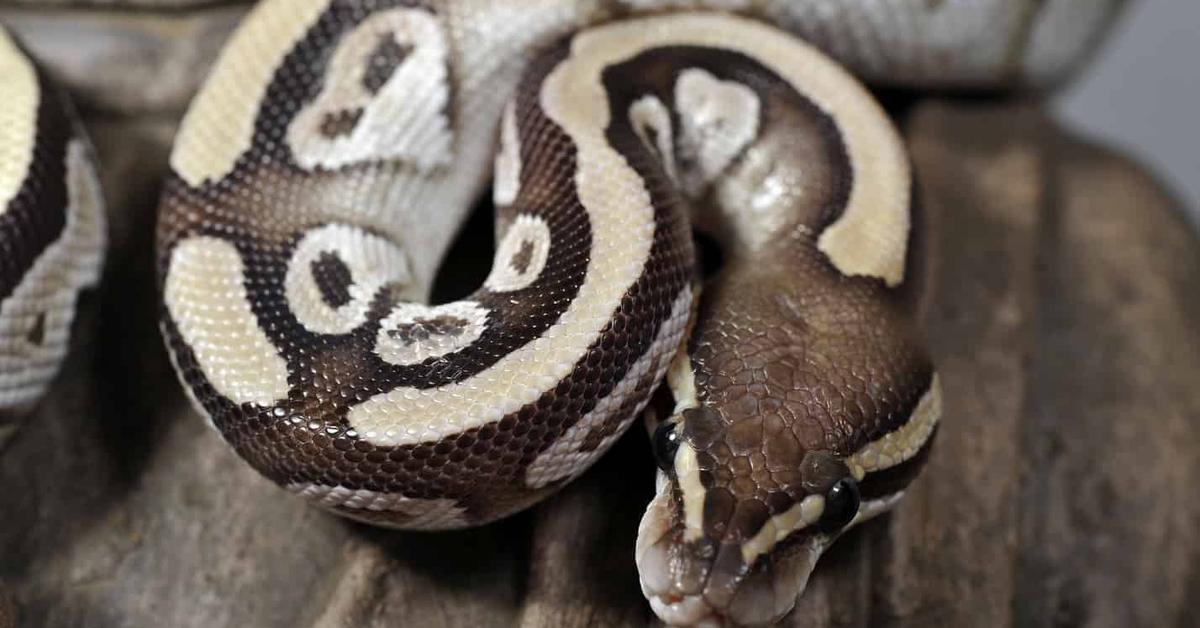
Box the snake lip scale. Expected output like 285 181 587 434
0 1 1109 626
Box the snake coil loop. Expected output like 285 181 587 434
149 1 1108 624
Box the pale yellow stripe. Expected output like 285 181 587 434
848 375 942 479
0 27 39 213
164 236 290 406
170 0 331 187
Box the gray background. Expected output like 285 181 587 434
1055 0 1200 225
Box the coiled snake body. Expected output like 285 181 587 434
147 1 1110 625
0 27 105 446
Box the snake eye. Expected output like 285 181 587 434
817 477 860 534
651 420 681 472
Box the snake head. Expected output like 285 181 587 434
637 407 862 626
637 373 941 626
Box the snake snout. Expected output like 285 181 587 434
637 471 827 626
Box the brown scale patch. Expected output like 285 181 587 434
509 239 535 274
26 312 46 345
154 37 692 527
319 108 364 138
310 251 354 308
362 33 413 94
387 315 470 345
579 356 664 453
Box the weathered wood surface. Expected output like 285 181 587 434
0 6 245 114
1 18 1199 628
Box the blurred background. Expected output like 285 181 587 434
1056 0 1200 225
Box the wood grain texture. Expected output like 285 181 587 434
0 6 243 114
0 97 1197 627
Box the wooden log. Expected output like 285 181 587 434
0 94 1197 627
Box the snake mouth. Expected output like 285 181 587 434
637 471 829 627
638 522 826 626
648 592 722 627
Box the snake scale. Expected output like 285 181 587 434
0 27 105 447
0 1 1114 625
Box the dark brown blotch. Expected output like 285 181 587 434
509 239 535 275
26 312 46 345
730 499 771 541
702 486 736 540
310 252 354 308
362 34 414 94
319 108 364 138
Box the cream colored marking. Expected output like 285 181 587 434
343 13 907 446
847 375 942 480
675 442 706 542
171 0 331 186
646 287 701 522
736 378 939 565
739 492 907 567
741 494 825 564
493 101 522 206
735 377 934 567
852 491 905 528
628 95 678 184
483 214 551 293
0 141 105 411
164 237 289 406
288 7 454 172
712 138 801 253
666 342 699 415
372 301 489 369
162 321 218 433
586 13 915 285
647 532 827 628
284 224 411 335
539 13 914 285
674 68 760 197
287 483 467 529
525 286 692 488
636 469 676 599
0 28 38 213
346 18 675 447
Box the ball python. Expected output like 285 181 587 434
0 26 105 447
155 1 1113 625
